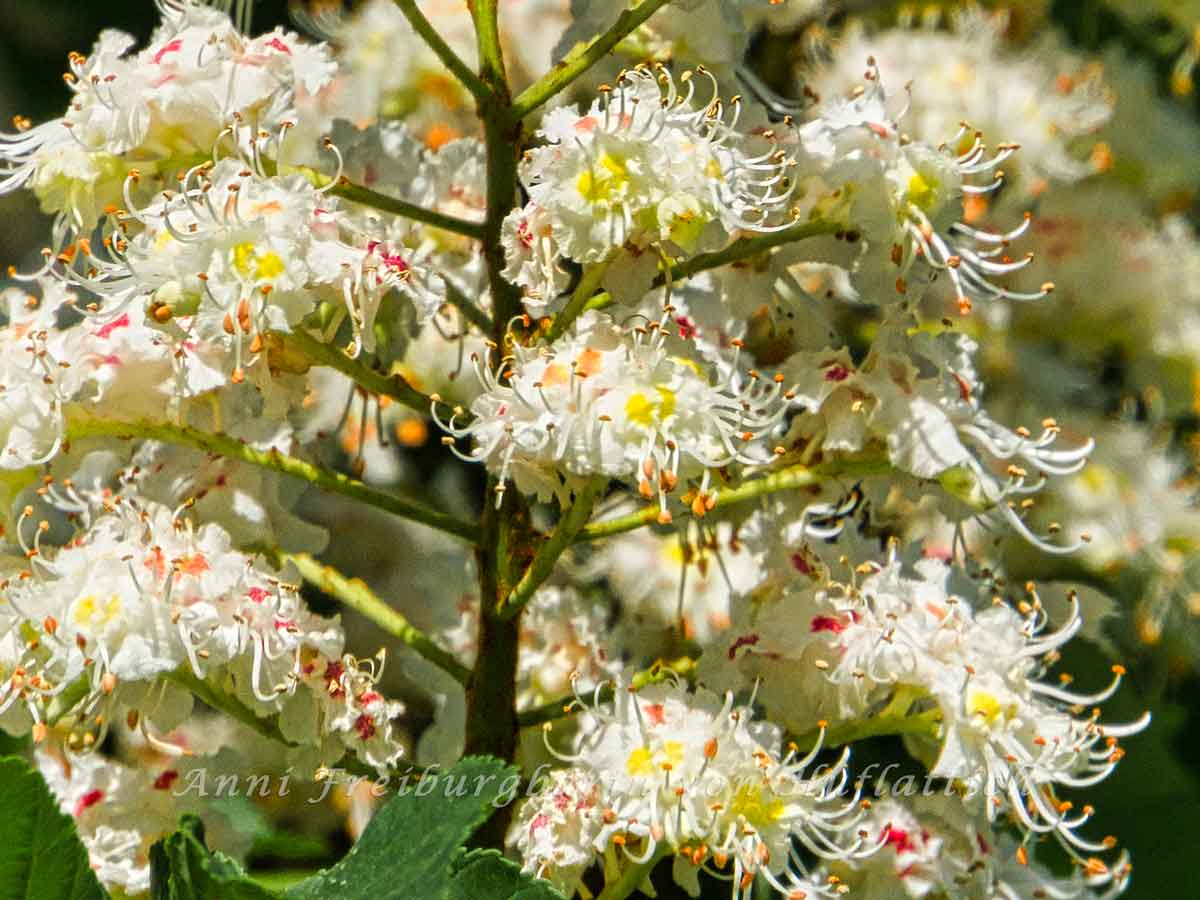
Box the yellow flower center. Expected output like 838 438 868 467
729 782 786 825
232 242 286 281
906 171 941 213
72 594 122 630
625 386 677 428
577 153 630 204
966 688 1016 725
626 740 684 776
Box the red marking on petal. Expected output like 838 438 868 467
882 825 915 854
152 39 183 65
728 633 761 660
810 615 847 634
74 789 104 817
95 313 130 339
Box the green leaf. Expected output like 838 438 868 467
149 815 278 900
283 756 519 900
0 755 107 900
445 849 566 900
208 795 332 864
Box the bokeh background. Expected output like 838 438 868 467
2 1 1200 897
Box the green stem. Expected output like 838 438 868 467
393 0 491 104
508 0 674 122
464 5 527 852
792 706 943 753
583 219 844 314
286 165 485 240
168 669 382 779
284 552 471 684
501 477 606 618
279 328 432 415
596 848 666 900
576 455 891 542
443 279 496 334
517 656 696 728
65 413 481 543
167 668 298 748
544 260 611 343
472 4 525 331
670 219 843 281
45 675 91 726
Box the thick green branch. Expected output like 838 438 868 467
393 0 491 105
501 477 606 618
285 552 471 684
464 3 527 849
279 327 431 415
472 2 525 333
576 455 891 542
508 0 674 121
65 413 481 543
287 165 485 240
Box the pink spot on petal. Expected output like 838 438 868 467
643 703 665 726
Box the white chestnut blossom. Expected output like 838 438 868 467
829 793 1130 900
35 747 245 895
505 64 803 298
779 318 1094 554
807 10 1112 194
0 3 1173 897
436 309 793 512
521 680 872 899
0 0 335 228
0 495 406 773
706 545 1147 883
788 65 1051 312
586 520 761 646
508 767 608 895
0 285 75 469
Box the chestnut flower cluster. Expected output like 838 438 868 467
0 1 1174 899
